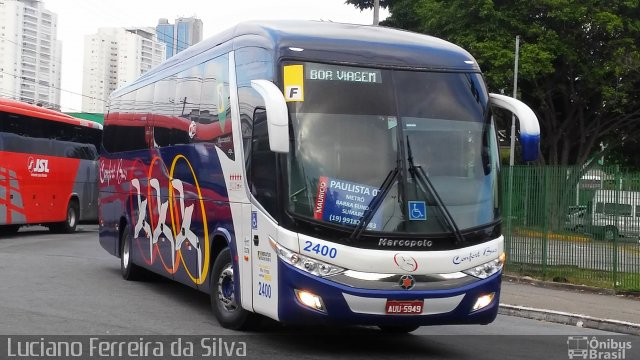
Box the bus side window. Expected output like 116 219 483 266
153 75 177 148
104 90 148 153
235 46 274 170
195 54 234 159
250 107 278 216
173 67 200 146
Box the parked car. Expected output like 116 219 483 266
564 206 587 232
590 190 640 241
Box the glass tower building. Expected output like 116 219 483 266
156 17 203 60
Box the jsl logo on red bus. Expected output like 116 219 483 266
27 157 49 177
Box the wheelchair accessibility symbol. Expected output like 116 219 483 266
251 211 258 230
408 201 427 221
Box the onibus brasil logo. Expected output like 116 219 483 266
567 336 632 359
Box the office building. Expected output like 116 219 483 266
156 17 203 60
82 27 165 113
0 0 62 110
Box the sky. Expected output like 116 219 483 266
42 0 389 112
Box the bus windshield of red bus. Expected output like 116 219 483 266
285 62 500 236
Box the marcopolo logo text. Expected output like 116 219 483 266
379 238 433 248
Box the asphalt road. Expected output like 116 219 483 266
0 226 638 360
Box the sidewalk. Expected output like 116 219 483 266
499 276 640 335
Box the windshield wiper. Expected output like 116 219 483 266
349 166 399 241
406 136 465 245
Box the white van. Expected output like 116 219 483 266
591 190 640 240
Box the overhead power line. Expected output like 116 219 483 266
0 70 105 102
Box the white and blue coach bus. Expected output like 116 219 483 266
98 20 540 333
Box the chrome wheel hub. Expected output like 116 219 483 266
123 239 130 270
217 264 237 312
68 208 76 227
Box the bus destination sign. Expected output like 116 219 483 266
305 63 382 84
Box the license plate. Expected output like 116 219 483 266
385 300 424 314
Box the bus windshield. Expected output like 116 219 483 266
286 62 500 235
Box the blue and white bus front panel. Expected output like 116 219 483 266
264 230 503 326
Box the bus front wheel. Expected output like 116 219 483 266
210 247 258 330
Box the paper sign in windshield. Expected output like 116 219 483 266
314 176 381 230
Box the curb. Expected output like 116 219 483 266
499 304 640 336
503 275 616 295
503 275 640 298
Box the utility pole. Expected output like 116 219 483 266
373 0 380 25
509 35 520 166
505 35 520 262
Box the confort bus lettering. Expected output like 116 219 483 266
129 155 210 285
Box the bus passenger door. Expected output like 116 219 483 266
250 206 279 320
248 108 280 320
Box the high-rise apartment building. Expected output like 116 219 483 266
0 0 62 110
82 27 165 113
156 17 203 60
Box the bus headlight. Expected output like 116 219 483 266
462 253 505 279
269 238 344 277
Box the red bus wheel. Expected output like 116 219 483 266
50 200 79 233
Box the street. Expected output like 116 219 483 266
0 226 638 360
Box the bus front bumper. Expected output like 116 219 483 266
276 260 501 327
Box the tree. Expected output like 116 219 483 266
346 0 640 167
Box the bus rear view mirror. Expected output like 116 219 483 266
489 93 540 162
250 80 290 153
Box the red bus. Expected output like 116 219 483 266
0 98 102 234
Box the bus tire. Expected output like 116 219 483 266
378 325 420 334
210 247 258 330
51 200 79 233
120 223 143 281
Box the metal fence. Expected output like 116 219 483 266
502 165 640 291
